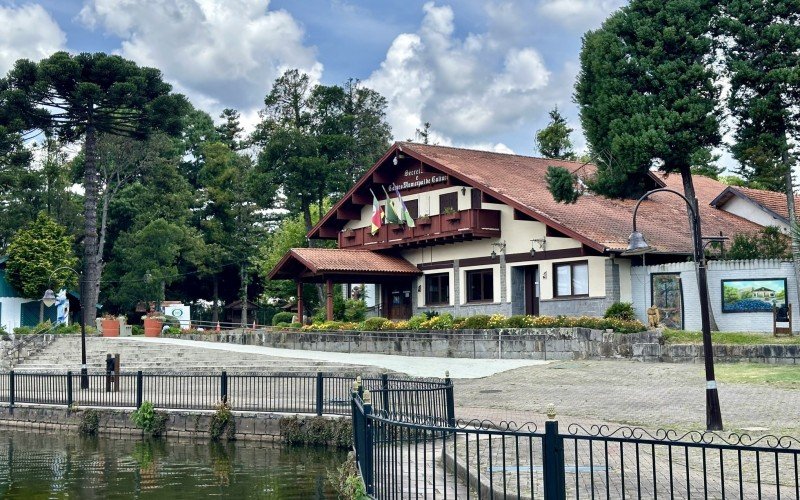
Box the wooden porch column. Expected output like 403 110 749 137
296 281 304 325
325 278 334 321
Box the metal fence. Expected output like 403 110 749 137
351 391 800 499
0 370 454 421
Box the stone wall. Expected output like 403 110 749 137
642 343 800 364
171 328 660 361
0 333 56 370
0 404 344 442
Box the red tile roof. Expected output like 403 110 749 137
268 248 421 280
711 186 797 222
396 143 761 253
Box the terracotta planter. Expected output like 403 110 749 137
101 319 120 337
417 217 431 226
143 318 163 337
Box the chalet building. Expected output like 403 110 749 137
711 185 800 234
269 142 763 322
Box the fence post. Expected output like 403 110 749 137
381 373 390 415
66 371 73 407
9 371 14 411
542 406 566 500
315 372 324 416
135 371 143 409
445 370 456 427
221 371 228 403
362 389 375 496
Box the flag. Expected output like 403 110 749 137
394 187 416 227
370 189 383 235
381 186 401 224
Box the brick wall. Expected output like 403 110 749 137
631 259 798 333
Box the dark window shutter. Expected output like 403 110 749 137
471 189 482 209
439 192 458 213
405 199 419 219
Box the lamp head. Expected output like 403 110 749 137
490 250 497 259
624 230 652 255
42 289 56 308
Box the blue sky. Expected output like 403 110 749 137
0 0 632 155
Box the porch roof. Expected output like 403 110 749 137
268 248 422 283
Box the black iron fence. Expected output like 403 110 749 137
0 370 454 421
351 391 800 499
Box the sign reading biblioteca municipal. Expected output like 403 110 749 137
388 167 448 192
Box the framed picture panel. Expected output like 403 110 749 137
651 273 683 329
721 278 788 313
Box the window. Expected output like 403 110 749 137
425 273 450 305
554 261 589 297
466 269 494 302
439 192 458 213
405 199 419 219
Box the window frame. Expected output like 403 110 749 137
424 273 450 306
439 192 458 214
553 260 590 298
465 268 494 303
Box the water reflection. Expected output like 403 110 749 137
0 429 345 499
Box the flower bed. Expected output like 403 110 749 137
299 313 646 334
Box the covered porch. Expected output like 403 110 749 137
268 248 421 321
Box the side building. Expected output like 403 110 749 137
269 142 763 324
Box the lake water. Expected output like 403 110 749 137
0 429 346 499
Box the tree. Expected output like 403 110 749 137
216 108 245 151
6 213 78 321
415 122 432 145
726 226 790 260
534 107 576 160
545 166 580 204
575 0 722 337
0 51 188 325
719 0 800 308
690 148 723 179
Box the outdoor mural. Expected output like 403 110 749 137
722 278 787 313
651 273 683 329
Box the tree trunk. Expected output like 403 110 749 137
240 264 248 327
211 275 219 324
82 125 100 327
781 148 800 320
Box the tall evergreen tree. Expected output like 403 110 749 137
0 52 188 325
535 107 576 160
719 0 800 305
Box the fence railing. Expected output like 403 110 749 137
351 391 800 499
0 370 454 421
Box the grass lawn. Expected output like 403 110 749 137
715 363 800 390
663 329 800 345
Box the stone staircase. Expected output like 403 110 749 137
13 336 379 375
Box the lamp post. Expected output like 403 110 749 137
42 266 88 390
625 188 723 431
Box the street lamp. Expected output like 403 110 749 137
624 188 723 431
42 266 89 390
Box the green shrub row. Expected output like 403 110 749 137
298 312 646 334
12 321 96 336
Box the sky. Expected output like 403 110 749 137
0 0 632 156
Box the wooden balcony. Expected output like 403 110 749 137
338 209 501 250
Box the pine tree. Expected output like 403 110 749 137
535 107 576 160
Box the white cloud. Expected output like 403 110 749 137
366 2 554 151
537 0 626 31
78 0 322 119
0 4 66 75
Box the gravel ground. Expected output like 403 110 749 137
453 359 800 435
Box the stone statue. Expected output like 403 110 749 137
646 306 661 329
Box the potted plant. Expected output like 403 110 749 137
443 207 461 222
342 228 356 238
142 312 164 337
101 314 120 337
417 214 432 225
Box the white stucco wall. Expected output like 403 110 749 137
721 197 789 232
631 259 798 333
0 298 36 332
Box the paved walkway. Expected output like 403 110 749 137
114 337 550 379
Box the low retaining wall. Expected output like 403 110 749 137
169 328 661 361
0 403 343 442
0 334 56 370
643 344 800 364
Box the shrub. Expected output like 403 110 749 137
209 400 236 441
407 313 427 330
462 314 492 329
272 312 295 325
504 315 534 328
343 299 367 322
604 302 636 321
328 451 368 500
421 313 454 330
131 401 168 437
362 317 390 331
422 310 440 320
131 325 144 336
275 322 290 328
78 409 100 436
289 322 302 328
280 415 352 448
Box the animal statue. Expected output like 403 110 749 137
646 306 661 329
